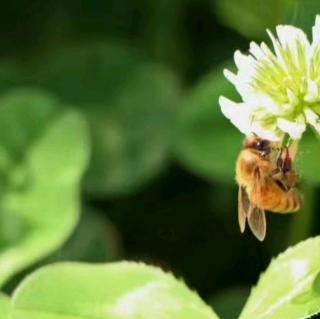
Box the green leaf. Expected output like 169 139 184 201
240 236 320 319
47 207 121 263
11 262 220 319
0 293 10 319
174 63 242 182
85 64 179 197
30 43 180 197
0 89 89 286
214 0 296 39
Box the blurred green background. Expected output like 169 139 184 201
1 0 320 318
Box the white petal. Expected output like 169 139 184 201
249 42 265 60
251 122 281 141
223 69 253 100
234 51 258 82
254 94 281 114
223 69 238 85
276 25 309 49
267 29 287 69
312 15 320 46
219 96 236 119
277 25 310 69
234 50 255 70
277 117 306 140
260 42 275 57
305 108 320 133
305 79 319 102
219 97 252 134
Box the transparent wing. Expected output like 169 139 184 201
238 186 250 233
248 206 266 241
249 167 267 241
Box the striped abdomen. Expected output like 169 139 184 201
250 178 302 213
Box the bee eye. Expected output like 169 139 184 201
255 140 269 151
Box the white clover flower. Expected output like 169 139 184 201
219 15 320 141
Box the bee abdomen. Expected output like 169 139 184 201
290 190 302 212
257 181 302 213
277 190 302 213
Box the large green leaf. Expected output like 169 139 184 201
240 236 320 319
0 293 10 319
47 207 122 263
85 64 179 196
30 43 180 197
0 89 89 286
11 262 219 319
174 63 242 183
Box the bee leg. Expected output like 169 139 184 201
270 169 290 192
270 169 282 180
284 170 299 189
271 147 298 190
282 148 292 173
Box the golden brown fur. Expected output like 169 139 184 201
236 136 302 241
236 148 301 213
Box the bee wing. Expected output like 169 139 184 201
248 167 267 241
248 206 266 241
238 186 250 233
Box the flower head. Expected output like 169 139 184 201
219 15 320 141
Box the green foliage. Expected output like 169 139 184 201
48 207 121 263
286 0 320 33
297 134 320 184
0 90 89 286
174 63 242 182
29 43 180 198
287 182 317 245
10 262 219 319
0 64 26 94
214 0 296 39
240 236 320 319
0 2 320 319
0 294 10 319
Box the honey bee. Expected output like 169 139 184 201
236 136 302 241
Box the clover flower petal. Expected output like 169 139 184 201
220 15 320 142
305 108 320 133
219 97 252 135
312 15 320 46
277 117 306 140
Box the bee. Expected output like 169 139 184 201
236 136 302 241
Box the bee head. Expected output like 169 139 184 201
244 137 272 157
